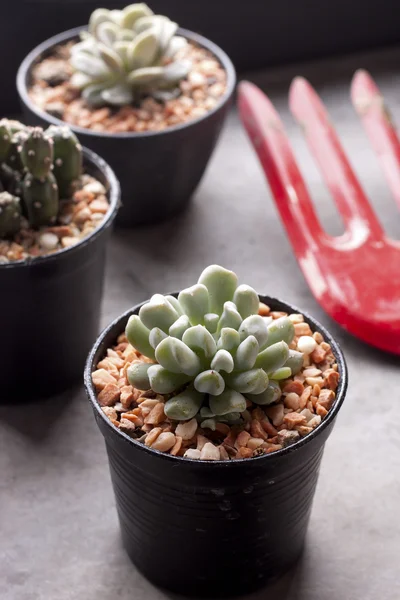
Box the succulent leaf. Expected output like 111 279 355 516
147 364 191 394
169 314 191 339
182 325 217 361
164 386 204 420
217 327 240 353
101 84 134 106
198 264 238 314
284 350 304 375
149 327 168 349
210 349 234 373
247 381 281 405
204 313 219 333
165 295 184 315
139 293 180 331
270 367 292 380
127 361 151 390
155 337 201 376
226 369 269 395
127 30 159 70
121 3 153 29
255 340 289 373
178 284 209 325
239 315 269 349
266 316 295 347
194 370 225 396
235 335 259 370
209 388 247 416
217 301 242 332
233 284 260 319
126 314 156 359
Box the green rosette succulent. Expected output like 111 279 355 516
70 3 191 107
126 265 304 427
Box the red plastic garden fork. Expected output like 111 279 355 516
238 72 400 355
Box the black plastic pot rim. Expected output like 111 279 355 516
0 146 120 271
16 26 236 140
84 294 348 467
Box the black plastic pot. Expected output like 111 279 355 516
16 27 236 228
0 147 120 402
84 295 348 597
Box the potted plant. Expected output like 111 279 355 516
0 118 119 401
16 3 236 227
84 265 348 596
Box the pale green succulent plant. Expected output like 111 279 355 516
70 3 191 107
125 265 304 427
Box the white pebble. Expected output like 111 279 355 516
175 418 198 440
200 442 220 461
151 432 176 452
297 336 317 354
83 181 106 195
308 415 322 428
184 449 201 460
91 212 105 221
300 408 314 422
188 71 206 88
39 232 58 250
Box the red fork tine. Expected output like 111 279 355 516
351 69 400 212
289 77 384 243
237 81 326 260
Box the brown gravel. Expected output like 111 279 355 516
92 305 340 461
0 175 110 263
29 41 228 134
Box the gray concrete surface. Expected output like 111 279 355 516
1 46 400 600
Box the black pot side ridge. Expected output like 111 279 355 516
84 295 348 597
0 147 120 402
17 27 236 228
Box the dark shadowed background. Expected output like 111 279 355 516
4 0 400 112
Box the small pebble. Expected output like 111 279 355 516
297 336 317 354
39 232 59 251
175 418 198 440
200 443 220 461
61 236 79 248
184 449 201 460
284 393 300 410
83 181 106 195
151 432 176 452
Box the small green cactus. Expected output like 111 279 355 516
21 173 58 228
46 125 82 198
70 3 191 107
126 265 304 425
20 127 54 179
0 119 12 162
0 191 22 237
0 119 84 236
